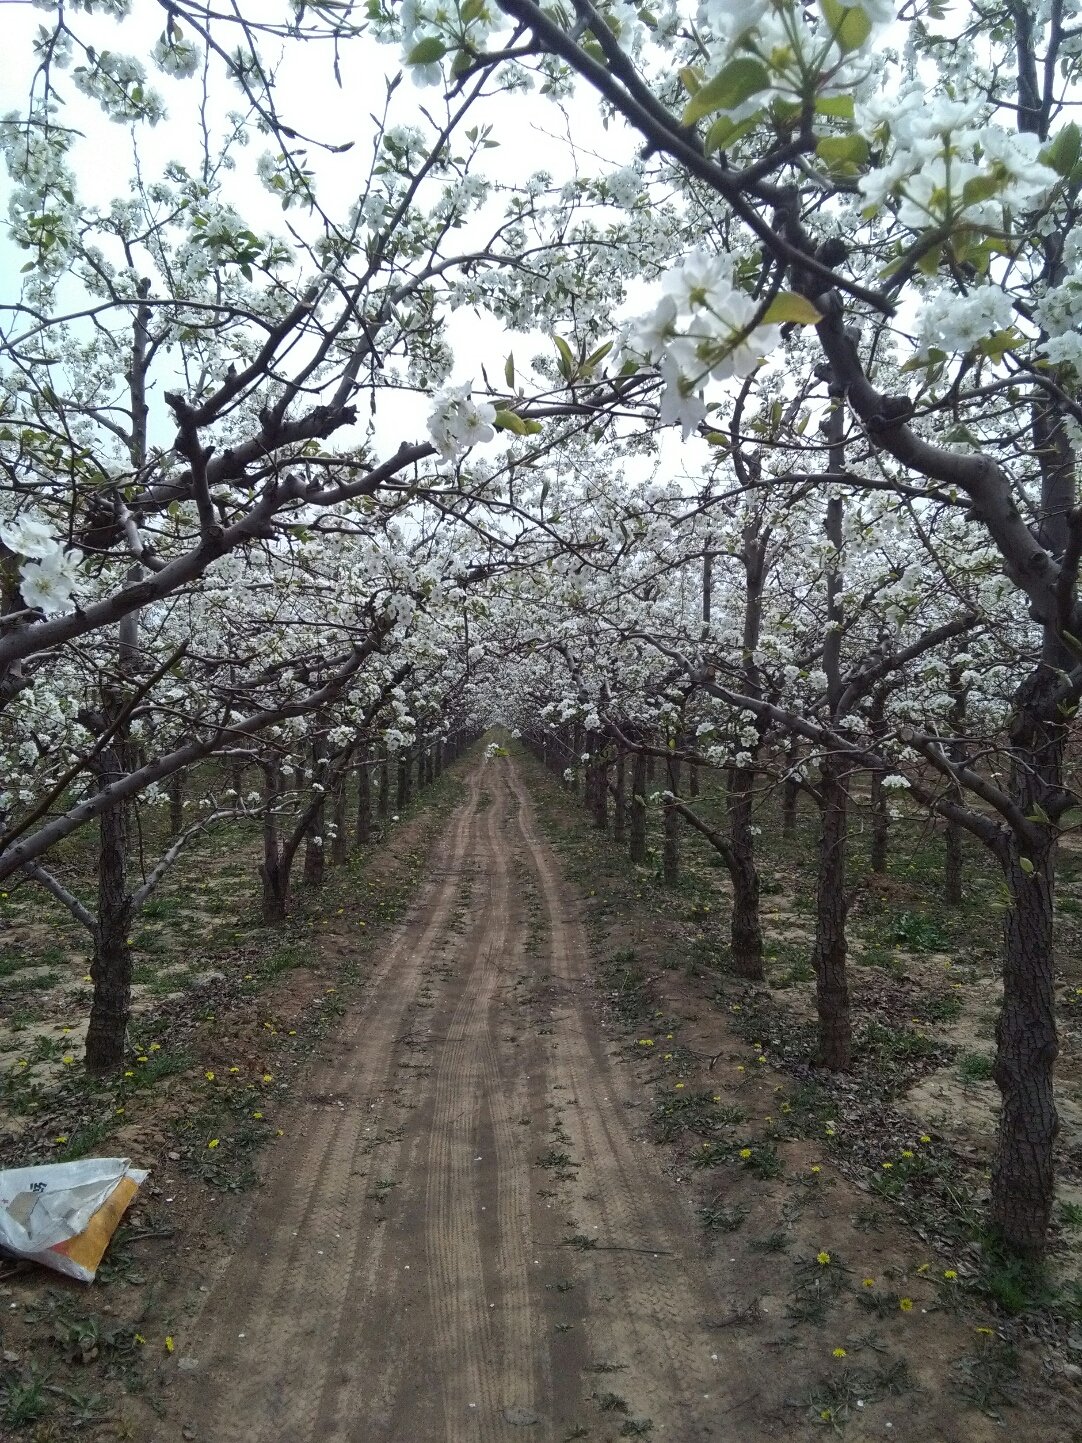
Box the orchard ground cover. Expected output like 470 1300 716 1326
0 754 470 1440
515 744 1082 1438
2 745 1080 1440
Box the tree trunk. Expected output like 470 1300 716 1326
945 819 965 904
85 743 133 1075
331 764 349 865
727 765 764 981
303 830 325 886
811 754 852 1070
612 751 626 845
356 756 372 845
989 675 1063 1257
629 751 648 864
303 738 327 887
397 756 409 812
782 774 799 837
168 773 184 837
593 744 608 832
869 768 888 873
662 754 680 885
260 762 288 924
869 693 889 873
378 760 390 821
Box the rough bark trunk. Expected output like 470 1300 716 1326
397 756 409 812
629 750 648 864
168 773 184 837
727 765 764 981
378 760 390 821
612 751 626 845
782 774 799 837
303 738 327 887
662 754 680 886
989 672 1063 1257
260 762 288 924
991 835 1058 1256
85 743 134 1075
593 745 608 832
331 765 349 865
945 819 965 904
811 754 852 1071
869 768 889 873
356 757 372 845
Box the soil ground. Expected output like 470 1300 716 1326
156 760 741 1441
144 755 1077 1442
4 750 1082 1441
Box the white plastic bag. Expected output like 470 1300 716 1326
0 1157 148 1282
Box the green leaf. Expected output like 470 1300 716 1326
523 418 542 434
814 94 855 120
1026 803 1052 825
682 57 771 126
554 335 575 380
493 408 527 434
704 431 730 447
961 173 1001 207
1019 856 1035 875
978 328 1020 364
762 292 823 325
678 65 700 95
820 0 872 54
407 36 446 65
582 339 613 374
504 351 515 388
1043 122 1081 179
702 111 761 155
461 0 485 21
816 133 869 170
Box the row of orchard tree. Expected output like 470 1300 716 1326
3 0 1082 1267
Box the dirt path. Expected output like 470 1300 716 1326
163 759 756 1442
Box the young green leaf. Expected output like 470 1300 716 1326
493 409 527 434
407 36 446 65
762 292 823 325
682 57 770 126
820 0 872 53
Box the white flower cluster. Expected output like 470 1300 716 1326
72 49 165 125
393 0 499 88
0 515 83 615
918 286 1015 357
426 383 497 462
1037 278 1082 371
151 30 202 79
626 251 781 439
857 92 1057 233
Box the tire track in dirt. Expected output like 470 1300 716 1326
421 781 537 1438
165 755 758 1443
502 763 730 1437
174 774 483 1443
